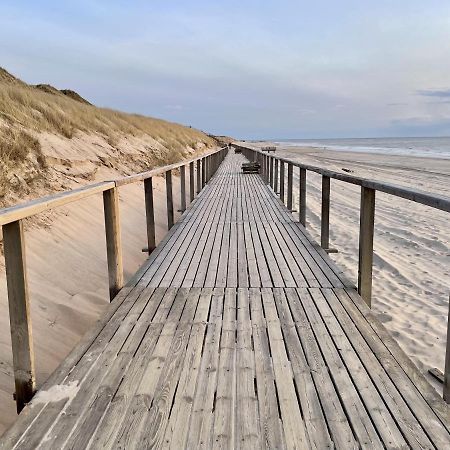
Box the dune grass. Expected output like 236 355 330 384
0 81 213 147
0 68 216 198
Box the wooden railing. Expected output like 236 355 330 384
0 146 228 412
234 142 450 402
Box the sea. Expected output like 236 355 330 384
272 137 450 160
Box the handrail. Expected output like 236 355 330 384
115 147 224 187
0 147 227 225
233 142 450 404
0 145 228 412
233 143 450 212
0 182 116 226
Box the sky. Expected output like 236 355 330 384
1 0 450 139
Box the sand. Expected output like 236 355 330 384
255 142 450 389
0 132 206 435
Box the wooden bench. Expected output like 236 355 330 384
242 162 260 173
262 146 276 152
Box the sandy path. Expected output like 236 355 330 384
269 145 450 388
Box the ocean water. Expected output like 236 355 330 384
273 137 450 159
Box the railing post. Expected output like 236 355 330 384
321 176 330 249
103 187 124 301
274 159 279 193
144 177 156 253
299 168 307 226
269 156 274 188
180 165 186 212
166 170 174 229
280 161 285 202
189 161 195 202
444 296 450 403
3 220 36 412
263 155 266 181
201 158 206 188
358 186 375 307
287 163 293 210
196 159 201 194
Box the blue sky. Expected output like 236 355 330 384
1 1 450 139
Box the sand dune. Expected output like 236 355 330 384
0 132 209 435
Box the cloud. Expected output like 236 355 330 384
417 89 450 98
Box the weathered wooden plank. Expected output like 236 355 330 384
180 164 187 212
308 288 407 448
2 220 36 413
103 187 124 300
279 161 285 203
321 175 330 249
144 177 156 253
249 288 287 449
340 288 450 445
299 167 307 226
235 288 260 448
196 159 201 194
287 162 293 210
166 170 174 230
358 186 375 306
162 290 212 448
273 289 336 449
320 288 435 449
260 288 309 448
212 288 237 448
0 181 115 226
187 289 224 449
189 161 195 203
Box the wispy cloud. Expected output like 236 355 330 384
2 1 450 138
417 89 450 98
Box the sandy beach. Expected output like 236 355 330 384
254 143 450 388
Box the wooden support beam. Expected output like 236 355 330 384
3 220 36 412
196 159 201 194
358 186 376 307
166 170 174 229
103 187 124 301
280 161 285 202
321 175 331 249
144 177 156 253
201 158 206 188
263 154 266 181
180 165 186 212
287 163 293 210
269 156 274 187
189 161 195 203
299 168 307 227
274 159 279 193
444 295 450 403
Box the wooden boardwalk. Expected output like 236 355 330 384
1 153 450 449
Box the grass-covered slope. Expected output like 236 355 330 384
0 67 216 201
